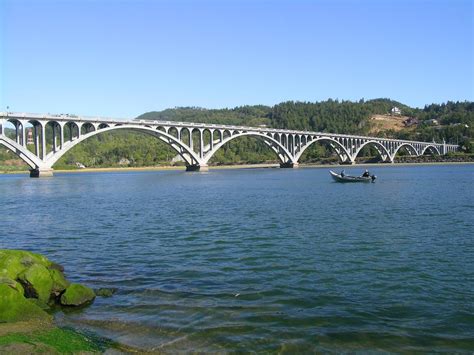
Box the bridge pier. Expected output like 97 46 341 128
185 164 208 172
280 162 299 168
30 168 54 178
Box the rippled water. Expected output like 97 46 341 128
1 165 473 352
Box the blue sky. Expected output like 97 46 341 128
1 0 473 118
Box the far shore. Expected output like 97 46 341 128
1 160 473 175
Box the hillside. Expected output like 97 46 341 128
369 114 412 134
136 99 412 135
136 106 271 127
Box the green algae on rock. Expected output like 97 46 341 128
0 323 104 353
0 249 97 321
0 250 51 277
0 250 113 353
0 277 24 293
50 268 70 296
0 284 52 323
95 287 117 297
61 283 96 306
18 263 54 303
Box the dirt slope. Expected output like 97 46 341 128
369 114 412 134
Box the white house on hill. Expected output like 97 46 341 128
391 107 402 116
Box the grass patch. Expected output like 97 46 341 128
0 327 105 353
0 165 29 172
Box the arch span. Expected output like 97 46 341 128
294 137 351 163
45 125 202 168
391 143 418 160
0 136 42 169
202 132 295 165
421 145 441 155
353 140 391 162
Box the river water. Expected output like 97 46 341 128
1 165 473 352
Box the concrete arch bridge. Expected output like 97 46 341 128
0 112 458 177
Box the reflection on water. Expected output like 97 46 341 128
1 165 473 352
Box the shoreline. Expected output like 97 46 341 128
1 160 474 175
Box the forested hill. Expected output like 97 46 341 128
136 105 271 127
136 98 411 135
137 99 473 147
268 99 412 133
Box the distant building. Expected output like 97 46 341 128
390 107 402 116
27 129 34 145
426 119 439 126
118 158 130 166
449 123 469 128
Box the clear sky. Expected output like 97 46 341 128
1 0 473 118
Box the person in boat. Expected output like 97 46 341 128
340 169 345 177
362 169 370 177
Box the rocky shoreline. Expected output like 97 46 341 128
389 154 474 164
0 249 113 353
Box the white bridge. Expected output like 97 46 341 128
0 112 458 177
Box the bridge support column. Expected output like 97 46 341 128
21 124 26 147
186 164 208 172
30 168 54 178
280 162 299 168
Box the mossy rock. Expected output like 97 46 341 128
95 288 117 298
0 250 51 268
1 250 94 311
0 277 24 294
0 284 52 323
61 284 96 306
17 264 54 303
49 269 70 296
48 262 64 272
0 254 28 280
0 250 51 280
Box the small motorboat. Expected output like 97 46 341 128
330 170 376 183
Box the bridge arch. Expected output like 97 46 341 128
294 137 352 163
3 118 49 159
80 122 96 135
353 140 391 162
391 143 418 160
0 136 43 169
45 125 202 168
421 145 440 155
3 118 25 145
202 132 295 165
168 126 179 139
42 120 64 157
64 121 80 141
